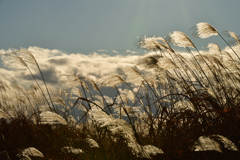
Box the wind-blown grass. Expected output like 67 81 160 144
1 22 240 159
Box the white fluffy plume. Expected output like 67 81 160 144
193 22 218 38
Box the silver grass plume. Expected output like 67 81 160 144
11 49 55 111
122 66 144 84
128 143 163 158
193 136 222 152
98 74 125 87
90 79 101 92
39 111 67 125
193 22 218 38
205 43 223 63
210 135 238 151
202 54 224 70
85 138 100 148
137 36 169 51
52 96 66 108
8 54 28 69
193 135 238 152
5 53 52 111
223 31 240 45
14 48 37 65
113 104 135 117
193 22 240 60
169 30 220 93
60 74 90 92
118 88 136 103
174 100 196 112
157 58 179 70
89 106 161 158
143 73 158 89
158 37 175 53
221 51 239 70
168 31 196 48
15 48 55 105
206 43 221 54
142 145 164 157
175 53 187 61
61 146 84 154
21 147 44 158
71 87 82 97
137 56 159 69
29 84 39 92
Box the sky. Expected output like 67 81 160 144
1 0 240 54
0 0 240 88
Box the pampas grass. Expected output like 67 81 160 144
1 22 240 159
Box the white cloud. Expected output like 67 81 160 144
112 50 119 54
2 45 236 88
0 47 140 87
223 45 240 59
126 49 138 54
97 49 109 52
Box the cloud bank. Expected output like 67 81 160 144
0 46 140 87
0 45 239 89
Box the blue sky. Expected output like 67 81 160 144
1 0 240 54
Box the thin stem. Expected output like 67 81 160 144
35 62 56 112
218 32 240 60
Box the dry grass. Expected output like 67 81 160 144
1 22 240 159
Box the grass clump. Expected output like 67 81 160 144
1 22 240 159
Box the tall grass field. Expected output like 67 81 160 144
1 22 240 159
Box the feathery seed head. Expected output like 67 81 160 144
137 56 159 69
122 66 144 84
98 74 125 87
39 111 67 125
86 138 100 148
90 79 101 92
13 48 37 65
4 53 28 69
206 43 221 52
168 31 196 48
22 147 44 158
136 35 170 51
211 135 239 151
193 136 222 152
158 58 178 70
223 31 240 45
193 22 218 38
174 100 196 112
52 96 66 107
206 43 221 54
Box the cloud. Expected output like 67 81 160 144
3 45 233 89
1 45 239 99
223 45 240 58
24 66 59 84
48 57 69 66
126 50 138 54
112 50 119 54
97 49 109 52
0 46 140 87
